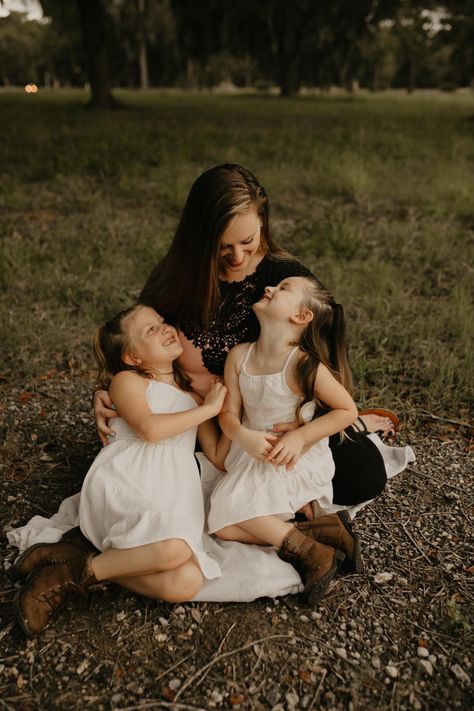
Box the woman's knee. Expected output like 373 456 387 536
160 562 203 603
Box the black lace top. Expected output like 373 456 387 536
178 256 313 378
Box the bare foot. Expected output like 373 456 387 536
358 414 395 437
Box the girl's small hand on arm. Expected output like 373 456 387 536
93 389 118 446
203 382 227 417
267 429 305 468
239 428 279 462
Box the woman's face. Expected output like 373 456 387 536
218 207 262 278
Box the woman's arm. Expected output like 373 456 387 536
93 389 119 446
219 345 278 461
110 372 226 443
268 364 358 468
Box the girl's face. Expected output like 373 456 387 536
124 306 183 367
254 277 311 322
218 207 262 277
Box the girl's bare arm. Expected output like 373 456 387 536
197 418 230 471
110 372 226 443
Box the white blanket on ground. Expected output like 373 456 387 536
6 435 415 602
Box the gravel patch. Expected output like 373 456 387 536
1 374 472 710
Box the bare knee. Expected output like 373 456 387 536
151 538 192 570
160 562 203 603
214 526 235 541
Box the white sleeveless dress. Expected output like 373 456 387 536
207 344 335 533
79 381 221 580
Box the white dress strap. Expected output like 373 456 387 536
282 347 300 376
239 342 255 374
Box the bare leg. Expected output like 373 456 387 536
90 539 192 581
113 558 203 603
215 524 268 545
216 516 293 548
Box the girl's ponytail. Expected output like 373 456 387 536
294 279 352 424
328 301 353 395
93 306 139 389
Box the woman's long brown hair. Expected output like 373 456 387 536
139 164 290 326
294 277 353 425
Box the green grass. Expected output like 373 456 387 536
1 88 472 419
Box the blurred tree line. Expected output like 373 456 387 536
0 0 472 106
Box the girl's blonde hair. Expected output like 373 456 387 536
93 304 191 391
294 277 353 424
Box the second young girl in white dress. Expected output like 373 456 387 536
208 275 360 605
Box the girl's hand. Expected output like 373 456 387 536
203 382 227 417
240 429 279 462
93 389 118 446
267 430 306 470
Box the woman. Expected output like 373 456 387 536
95 163 392 506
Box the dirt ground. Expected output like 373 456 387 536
1 372 473 710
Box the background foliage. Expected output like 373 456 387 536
0 1 473 96
1 89 472 420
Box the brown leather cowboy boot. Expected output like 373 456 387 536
11 528 98 582
297 510 363 574
14 552 98 637
278 527 345 606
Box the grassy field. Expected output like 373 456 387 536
0 88 473 710
1 88 472 419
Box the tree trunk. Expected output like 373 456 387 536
279 62 300 97
138 39 149 89
137 0 149 90
186 58 197 90
407 56 415 94
76 0 116 108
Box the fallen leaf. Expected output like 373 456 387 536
298 669 312 683
229 694 246 705
374 572 394 584
162 687 174 701
191 608 202 624
19 391 34 403
37 369 58 381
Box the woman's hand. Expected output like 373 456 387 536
268 420 299 434
239 429 279 462
203 382 227 417
266 430 306 470
93 389 118 446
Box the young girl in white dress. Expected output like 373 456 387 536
14 305 228 637
207 275 360 605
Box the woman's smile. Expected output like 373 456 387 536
218 208 263 279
